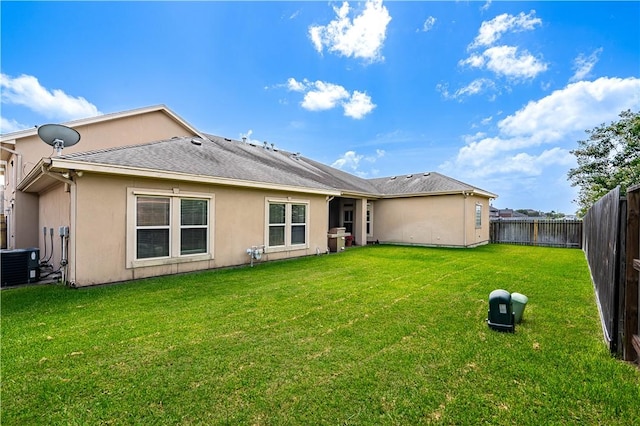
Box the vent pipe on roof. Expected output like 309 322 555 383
263 141 268 149
242 137 247 144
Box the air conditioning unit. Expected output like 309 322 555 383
1 248 40 287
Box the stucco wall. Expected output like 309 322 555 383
372 194 491 247
12 111 197 181
3 110 198 251
38 184 71 269
69 174 330 286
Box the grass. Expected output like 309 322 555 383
1 244 639 425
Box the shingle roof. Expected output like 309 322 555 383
57 135 496 198
368 172 495 197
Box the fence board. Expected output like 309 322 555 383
490 219 582 248
583 187 624 353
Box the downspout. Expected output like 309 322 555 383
463 192 467 247
326 196 335 253
0 145 22 186
1 146 22 249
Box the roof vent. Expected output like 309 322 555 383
406 174 413 179
224 137 232 142
263 141 269 149
390 176 396 180
190 138 202 146
423 172 431 177
242 137 247 144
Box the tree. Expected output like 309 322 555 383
567 110 640 217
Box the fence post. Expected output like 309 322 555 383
624 185 639 362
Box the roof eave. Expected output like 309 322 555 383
379 189 498 199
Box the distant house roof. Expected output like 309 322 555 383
20 132 497 199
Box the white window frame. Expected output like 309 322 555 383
265 198 309 253
475 203 483 229
127 188 214 269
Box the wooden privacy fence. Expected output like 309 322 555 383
583 184 640 366
490 219 583 248
583 187 624 353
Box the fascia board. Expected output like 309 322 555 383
49 159 341 196
379 189 498 199
16 158 48 191
340 190 381 199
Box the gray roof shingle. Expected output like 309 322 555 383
58 135 495 198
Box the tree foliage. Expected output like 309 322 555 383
567 110 640 216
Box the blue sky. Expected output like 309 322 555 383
2 1 639 214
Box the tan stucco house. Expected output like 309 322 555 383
1 105 497 287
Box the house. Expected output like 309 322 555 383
1 105 497 287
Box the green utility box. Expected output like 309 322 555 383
487 289 514 332
511 292 528 324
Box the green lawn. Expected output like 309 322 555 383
2 244 639 425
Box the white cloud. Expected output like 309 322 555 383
332 149 384 177
498 77 640 138
365 149 385 162
459 54 485 68
308 0 392 63
453 10 547 94
239 129 261 145
0 116 30 134
0 73 101 121
443 77 640 179
481 45 548 80
343 91 376 119
285 78 375 119
480 116 493 126
480 1 492 12
287 77 307 92
569 47 603 83
469 11 541 49
421 16 436 32
301 81 350 111
437 78 496 101
332 150 363 171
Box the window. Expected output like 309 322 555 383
128 189 213 268
269 203 286 246
180 199 208 255
266 199 308 250
136 197 170 259
366 203 373 236
475 204 482 228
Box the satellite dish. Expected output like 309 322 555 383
37 124 81 156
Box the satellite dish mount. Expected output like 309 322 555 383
37 124 81 156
